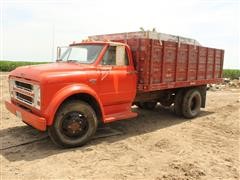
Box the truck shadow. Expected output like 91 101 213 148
0 106 214 162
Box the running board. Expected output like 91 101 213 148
104 111 137 123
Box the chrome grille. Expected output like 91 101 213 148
15 92 33 105
15 81 33 92
10 79 34 107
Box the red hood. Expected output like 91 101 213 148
10 62 96 83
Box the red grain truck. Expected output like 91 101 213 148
5 31 224 147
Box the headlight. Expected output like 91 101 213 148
9 79 15 98
33 84 41 109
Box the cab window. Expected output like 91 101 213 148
101 45 129 66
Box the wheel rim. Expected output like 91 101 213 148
61 111 89 138
190 94 200 114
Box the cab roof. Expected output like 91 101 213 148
70 41 126 47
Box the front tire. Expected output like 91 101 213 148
48 100 98 148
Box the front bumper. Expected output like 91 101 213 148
5 101 46 131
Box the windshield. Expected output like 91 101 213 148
59 45 104 64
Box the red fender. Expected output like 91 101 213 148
44 83 104 126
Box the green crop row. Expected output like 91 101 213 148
0 61 49 72
223 69 240 79
1 60 239 79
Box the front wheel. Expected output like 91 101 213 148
48 100 98 148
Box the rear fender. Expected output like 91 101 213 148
45 84 104 126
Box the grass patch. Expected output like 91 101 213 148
223 69 240 79
1 61 239 80
0 61 49 72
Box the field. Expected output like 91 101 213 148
0 61 49 72
0 61 240 79
0 72 239 179
223 69 240 79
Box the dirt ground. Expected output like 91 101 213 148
1 72 240 180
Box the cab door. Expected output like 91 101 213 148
98 45 137 107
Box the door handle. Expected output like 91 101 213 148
100 66 113 71
89 79 97 84
127 71 137 75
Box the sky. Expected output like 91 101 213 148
0 0 239 69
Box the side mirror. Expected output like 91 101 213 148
57 47 61 61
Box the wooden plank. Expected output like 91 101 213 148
160 41 165 83
212 49 216 78
144 78 223 92
220 50 224 78
186 45 190 81
196 46 200 80
205 48 209 79
149 39 153 86
174 43 179 81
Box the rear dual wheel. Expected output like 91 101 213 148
174 89 184 116
174 88 202 118
182 89 202 118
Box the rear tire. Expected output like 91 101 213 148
48 100 98 148
182 89 202 118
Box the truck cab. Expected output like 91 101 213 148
5 41 138 147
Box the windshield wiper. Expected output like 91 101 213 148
67 60 78 63
56 59 63 62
